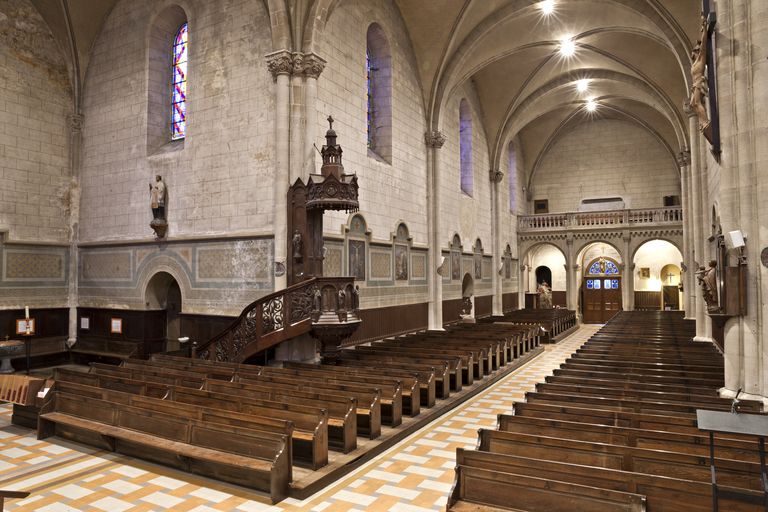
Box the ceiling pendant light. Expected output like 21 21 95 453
559 37 576 57
539 0 556 15
576 79 590 92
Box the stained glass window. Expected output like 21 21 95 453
586 279 594 290
611 279 619 289
605 261 619 274
172 23 188 140
588 258 620 275
588 261 602 275
366 49 373 148
594 279 601 289
604 279 612 289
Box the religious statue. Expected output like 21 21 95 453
537 281 553 309
696 260 718 312
313 288 322 312
149 175 167 220
352 285 360 312
690 17 712 141
292 230 303 262
337 288 346 310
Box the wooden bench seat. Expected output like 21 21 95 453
544 374 720 397
255 366 405 424
235 373 382 439
371 340 479 383
453 448 764 512
339 351 452 399
393 334 496 375
553 367 724 388
282 362 424 416
39 392 291 502
333 359 439 407
478 428 764 491
447 464 646 512
205 379 357 452
69 339 138 361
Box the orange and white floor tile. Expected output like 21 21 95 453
0 325 599 511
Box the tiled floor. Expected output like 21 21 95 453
0 325 599 511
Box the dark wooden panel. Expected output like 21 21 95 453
344 302 428 346
474 295 492 318
442 298 463 325
502 293 518 313
77 308 166 358
634 291 662 311
0 308 68 338
552 291 567 308
180 313 236 345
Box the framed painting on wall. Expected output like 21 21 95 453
110 318 123 334
15 319 35 335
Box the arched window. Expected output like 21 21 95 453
366 24 392 162
508 142 517 212
459 99 473 196
171 23 188 140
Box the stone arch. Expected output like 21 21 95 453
574 239 625 266
264 0 291 50
136 253 193 312
629 235 683 263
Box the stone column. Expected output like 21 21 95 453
622 235 634 311
426 131 446 330
489 169 504 316
687 103 712 342
565 237 577 310
66 113 83 346
302 53 326 176
289 53 304 183
267 51 293 291
677 149 694 318
519 263 529 309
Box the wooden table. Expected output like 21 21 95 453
697 409 768 511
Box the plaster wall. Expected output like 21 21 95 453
533 119 680 213
0 0 72 243
317 0 428 246
528 244 566 291
78 0 275 242
632 239 683 291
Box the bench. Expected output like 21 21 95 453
447 464 646 512
38 391 291 502
339 351 451 399
69 338 139 362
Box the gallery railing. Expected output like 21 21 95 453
518 207 683 231
193 276 358 363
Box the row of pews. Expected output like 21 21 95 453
482 308 577 343
36 315 552 503
448 311 768 512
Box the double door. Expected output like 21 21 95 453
583 277 622 324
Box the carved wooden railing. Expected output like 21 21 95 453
518 207 683 231
194 277 357 363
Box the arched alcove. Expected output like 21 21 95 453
145 271 183 351
633 239 683 311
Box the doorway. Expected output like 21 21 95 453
582 257 622 323
535 266 552 287
145 272 182 351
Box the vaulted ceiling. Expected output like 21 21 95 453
394 0 700 180
32 0 700 184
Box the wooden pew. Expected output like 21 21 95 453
339 351 451 400
282 362 423 416
38 391 291 502
235 373 382 439
447 464 646 512
477 428 764 491
452 448 764 512
205 379 357 453
69 338 139 362
254 366 403 425
368 341 478 384
0 491 30 510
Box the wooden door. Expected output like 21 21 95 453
663 285 680 310
583 277 623 323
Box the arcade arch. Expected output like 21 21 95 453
632 239 683 311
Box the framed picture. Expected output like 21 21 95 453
80 316 90 330
15 318 35 335
110 317 123 334
640 267 651 279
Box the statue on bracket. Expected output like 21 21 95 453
696 260 718 312
149 175 168 238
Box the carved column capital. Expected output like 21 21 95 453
676 148 691 167
302 53 326 79
266 50 294 79
67 113 83 132
425 131 446 148
489 169 504 183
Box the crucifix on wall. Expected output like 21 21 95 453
666 272 675 284
691 1 720 157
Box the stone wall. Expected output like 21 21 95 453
533 119 680 213
0 0 73 243
78 0 275 242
